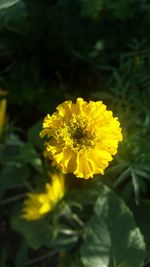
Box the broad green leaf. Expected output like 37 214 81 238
0 0 20 10
81 185 145 267
130 201 150 259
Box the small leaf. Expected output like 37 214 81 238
2 145 21 161
0 165 30 192
15 243 28 267
131 171 140 205
0 249 7 267
80 0 104 19
20 143 43 173
27 121 43 149
113 167 130 188
106 162 128 175
50 235 78 251
0 0 20 10
134 169 150 180
61 253 84 267
12 217 51 250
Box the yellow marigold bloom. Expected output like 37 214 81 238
22 172 65 220
0 89 8 130
0 98 7 129
40 98 123 179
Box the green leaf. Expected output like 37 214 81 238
15 242 28 267
27 121 43 149
113 167 131 188
80 0 104 19
60 253 84 267
131 170 140 205
20 143 43 173
81 185 145 267
12 217 52 250
2 144 21 161
134 169 150 180
50 235 78 251
0 165 30 192
105 162 128 175
0 249 7 267
0 0 21 10
130 201 150 259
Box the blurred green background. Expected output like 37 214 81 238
0 1 150 267
1 0 150 121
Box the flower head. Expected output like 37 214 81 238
40 98 123 179
22 172 65 220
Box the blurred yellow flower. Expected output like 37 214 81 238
22 172 65 220
40 98 123 179
0 89 8 131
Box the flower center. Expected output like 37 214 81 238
66 117 95 150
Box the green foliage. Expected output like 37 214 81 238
27 120 43 149
80 0 104 19
0 0 150 266
0 164 29 194
12 217 52 249
0 0 150 110
15 242 28 267
130 201 150 260
92 42 150 204
0 0 21 10
80 0 137 20
0 131 44 199
81 185 145 267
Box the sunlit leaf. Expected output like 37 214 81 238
0 0 21 10
81 185 145 267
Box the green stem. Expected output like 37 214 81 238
0 193 25 205
26 251 57 266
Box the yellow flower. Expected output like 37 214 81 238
0 89 8 131
22 172 65 220
40 98 123 179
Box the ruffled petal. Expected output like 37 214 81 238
40 98 123 179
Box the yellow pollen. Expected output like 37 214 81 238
59 117 94 150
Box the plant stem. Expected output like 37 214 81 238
0 193 25 205
26 251 57 266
